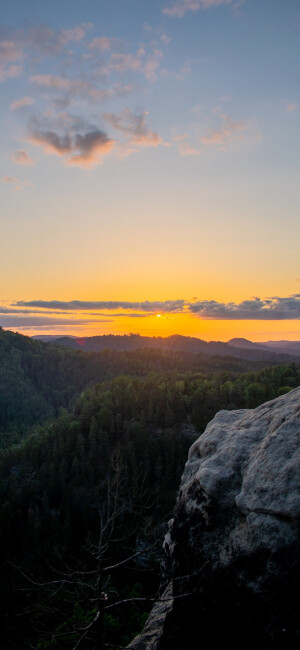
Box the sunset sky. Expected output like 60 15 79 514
1 0 299 341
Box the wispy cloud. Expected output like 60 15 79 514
59 25 93 44
201 114 248 147
0 36 23 80
163 0 233 18
0 37 23 63
32 74 83 90
12 149 35 166
0 23 93 83
1 23 169 172
175 134 202 156
10 96 35 110
175 112 257 156
286 104 297 113
99 45 164 82
109 52 142 72
173 62 192 82
0 316 108 328
0 22 167 91
142 24 171 45
87 36 124 52
103 109 163 147
0 23 92 66
25 23 92 54
2 176 33 191
32 73 136 110
142 48 164 81
0 62 22 81
28 113 114 167
31 73 118 107
109 51 143 73
179 142 202 156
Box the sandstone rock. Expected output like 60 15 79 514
131 388 300 648
127 584 173 650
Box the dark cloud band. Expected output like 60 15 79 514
12 295 300 320
188 296 300 320
0 316 111 327
15 299 186 313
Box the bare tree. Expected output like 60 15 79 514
10 454 162 650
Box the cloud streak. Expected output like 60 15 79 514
163 0 233 18
103 110 163 147
286 104 297 113
188 296 300 320
201 114 248 147
175 134 202 156
12 150 35 166
12 295 300 320
0 23 92 75
25 23 92 54
87 36 124 52
11 96 35 110
30 74 124 107
175 112 257 156
2 176 33 191
0 36 23 80
0 63 22 81
106 47 163 82
0 316 109 328
15 299 185 313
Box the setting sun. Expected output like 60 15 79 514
0 0 299 342
0 2 299 648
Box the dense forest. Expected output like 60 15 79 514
0 328 299 648
0 327 296 445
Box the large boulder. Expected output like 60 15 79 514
130 387 300 648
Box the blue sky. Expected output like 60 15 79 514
1 0 299 339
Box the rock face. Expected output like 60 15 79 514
130 388 300 648
128 584 173 650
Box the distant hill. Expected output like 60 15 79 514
228 337 270 350
228 337 300 356
262 340 300 355
33 334 76 342
32 332 300 362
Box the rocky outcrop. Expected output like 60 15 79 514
128 584 173 650
130 387 300 648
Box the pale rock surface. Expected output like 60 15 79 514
130 387 300 648
128 584 173 650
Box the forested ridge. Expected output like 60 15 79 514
35 332 300 362
0 327 299 648
0 327 297 444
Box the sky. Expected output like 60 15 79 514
1 0 299 341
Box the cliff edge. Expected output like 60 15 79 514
130 387 300 648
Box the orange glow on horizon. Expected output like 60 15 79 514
5 311 300 343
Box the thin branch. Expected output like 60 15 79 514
103 537 162 573
71 611 100 650
105 596 156 611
